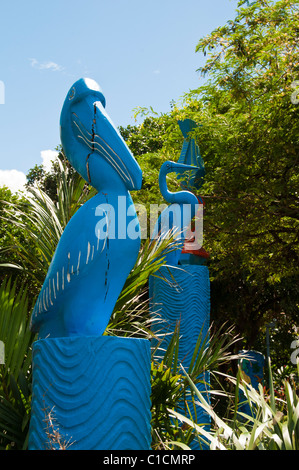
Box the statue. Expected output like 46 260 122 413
30 78 142 339
151 160 200 266
149 119 211 449
29 79 151 450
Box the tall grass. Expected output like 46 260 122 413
170 359 299 450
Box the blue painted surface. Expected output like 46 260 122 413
150 265 210 361
151 161 200 266
239 350 265 390
30 78 142 339
60 78 142 191
149 265 211 449
175 119 205 191
28 336 152 450
149 123 210 449
28 79 152 451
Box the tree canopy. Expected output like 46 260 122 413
120 0 299 357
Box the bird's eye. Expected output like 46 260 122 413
69 87 76 100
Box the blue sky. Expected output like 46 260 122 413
0 0 238 192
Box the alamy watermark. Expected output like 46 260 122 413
0 340 4 365
291 80 299 105
290 339 299 365
94 197 203 249
0 81 5 105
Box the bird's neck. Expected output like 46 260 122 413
159 172 170 201
97 183 128 198
91 172 128 198
87 156 130 197
159 174 195 205
159 172 199 224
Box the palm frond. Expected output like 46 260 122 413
150 321 242 449
108 234 182 337
169 359 299 450
0 160 95 285
0 277 34 449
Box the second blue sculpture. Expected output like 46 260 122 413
149 120 211 449
29 336 151 450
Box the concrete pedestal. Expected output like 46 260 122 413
28 336 151 450
149 265 211 449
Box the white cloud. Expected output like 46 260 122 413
41 149 59 172
29 58 64 72
0 169 27 193
0 150 59 194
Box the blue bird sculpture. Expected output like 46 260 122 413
175 119 205 191
151 161 200 266
30 78 142 339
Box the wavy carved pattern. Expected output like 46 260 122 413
149 265 210 365
149 265 211 449
28 336 151 450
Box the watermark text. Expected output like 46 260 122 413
0 341 4 364
291 80 299 105
291 339 299 365
94 197 203 250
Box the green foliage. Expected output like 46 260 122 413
150 323 241 449
1 158 96 288
0 278 34 449
192 0 299 284
119 117 168 156
25 147 78 202
187 0 299 352
106 236 182 337
119 116 184 215
0 188 28 284
119 0 299 353
171 359 299 450
26 164 58 201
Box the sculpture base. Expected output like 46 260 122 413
149 265 210 363
149 265 211 450
28 336 151 450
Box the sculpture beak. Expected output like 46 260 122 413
70 96 142 190
171 163 200 172
93 100 143 191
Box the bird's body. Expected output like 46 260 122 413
151 161 200 266
30 78 142 339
